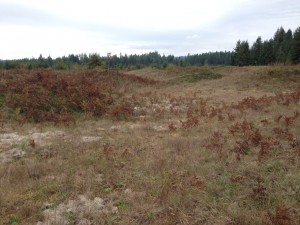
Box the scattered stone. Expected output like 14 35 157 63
110 125 122 130
153 125 168 131
0 132 25 148
0 148 26 163
30 131 66 146
81 136 101 143
37 195 117 225
124 188 133 195
0 130 67 149
128 124 141 129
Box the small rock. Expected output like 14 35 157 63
124 188 133 195
94 197 104 206
111 206 118 214
81 136 101 143
0 148 26 163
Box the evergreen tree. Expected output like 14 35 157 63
239 41 251 66
261 40 275 65
69 54 80 64
251 37 263 65
273 27 286 62
232 40 250 66
291 27 300 64
37 54 48 68
47 56 53 67
88 53 101 68
283 29 293 63
232 40 241 65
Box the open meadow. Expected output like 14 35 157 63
0 65 299 225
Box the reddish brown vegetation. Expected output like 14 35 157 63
180 116 199 129
230 175 247 184
234 139 250 155
205 131 224 158
173 89 300 129
268 206 292 225
252 178 269 202
109 101 134 120
168 122 177 131
103 143 115 160
182 88 300 165
0 69 155 123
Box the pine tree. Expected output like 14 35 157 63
273 27 286 62
47 56 53 67
251 37 263 65
291 27 300 64
37 54 48 68
232 40 241 65
283 29 293 63
88 53 101 68
233 41 250 66
261 40 275 65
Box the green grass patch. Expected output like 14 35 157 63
116 201 127 210
8 215 21 225
176 71 223 82
0 93 5 107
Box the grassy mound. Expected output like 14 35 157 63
0 69 158 123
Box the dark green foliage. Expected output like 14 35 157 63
185 51 232 66
283 29 293 63
3 60 19 69
239 41 251 66
261 40 275 65
251 37 263 65
232 40 251 66
53 61 68 70
233 26 300 66
37 54 49 68
88 53 102 68
291 27 300 64
177 71 223 82
273 27 286 62
0 51 233 70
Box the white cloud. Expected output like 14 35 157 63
0 0 299 59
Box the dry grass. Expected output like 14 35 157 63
0 65 300 225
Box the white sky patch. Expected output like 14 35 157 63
0 25 101 58
186 34 200 40
0 0 299 59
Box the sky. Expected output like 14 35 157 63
0 0 300 59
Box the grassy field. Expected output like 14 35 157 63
0 65 299 225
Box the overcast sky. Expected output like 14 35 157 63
1 0 300 59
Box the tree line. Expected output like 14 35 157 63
0 51 233 70
0 26 299 70
232 26 300 66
